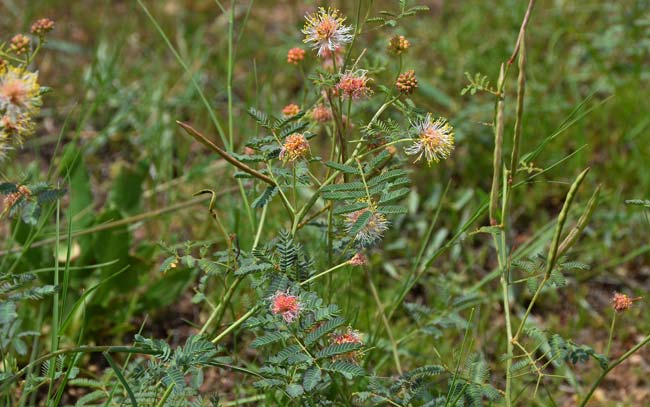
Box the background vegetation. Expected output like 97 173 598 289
1 0 649 405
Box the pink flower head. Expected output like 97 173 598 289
310 103 332 123
287 47 305 65
270 291 301 323
330 327 364 361
279 133 310 162
336 70 372 100
282 103 301 117
612 292 642 313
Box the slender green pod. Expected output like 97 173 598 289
509 35 526 180
489 64 506 225
558 184 601 257
545 167 591 278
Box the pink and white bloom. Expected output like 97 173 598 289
302 7 353 57
269 291 301 323
344 207 389 246
336 70 372 100
405 113 455 165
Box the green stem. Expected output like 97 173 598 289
605 312 616 357
366 268 402 375
212 305 261 344
46 198 61 401
512 167 591 341
155 383 175 407
4 346 158 391
494 230 513 407
489 63 506 226
579 333 650 407
290 98 398 234
227 0 235 150
300 262 349 286
199 276 244 336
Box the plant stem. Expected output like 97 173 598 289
513 167 591 341
227 0 235 150
489 63 506 226
212 305 261 344
155 383 175 407
579 333 650 407
199 276 244 336
46 198 61 401
605 312 616 357
494 230 513 407
300 262 349 286
177 121 276 186
366 269 402 375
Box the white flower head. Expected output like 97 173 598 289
405 113 455 165
302 7 353 57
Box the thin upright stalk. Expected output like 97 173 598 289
211 304 260 344
489 64 506 226
605 312 616 357
366 269 402 375
580 333 650 407
227 0 235 150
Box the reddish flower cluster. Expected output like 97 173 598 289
279 133 310 162
287 47 305 65
330 327 364 361
10 35 30 55
282 103 301 117
612 292 641 313
270 291 301 323
388 35 410 55
310 103 332 123
336 70 372 100
396 70 418 95
31 18 55 36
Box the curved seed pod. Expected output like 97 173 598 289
557 184 601 257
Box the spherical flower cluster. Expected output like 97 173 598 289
302 7 353 57
336 70 372 100
612 292 641 313
0 67 42 119
344 206 389 246
396 70 418 95
269 291 301 323
282 103 300 117
279 133 310 162
286 47 305 65
310 103 332 123
330 327 364 361
405 113 455 165
0 66 42 158
31 18 55 36
388 35 410 55
10 35 30 55
348 252 368 266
